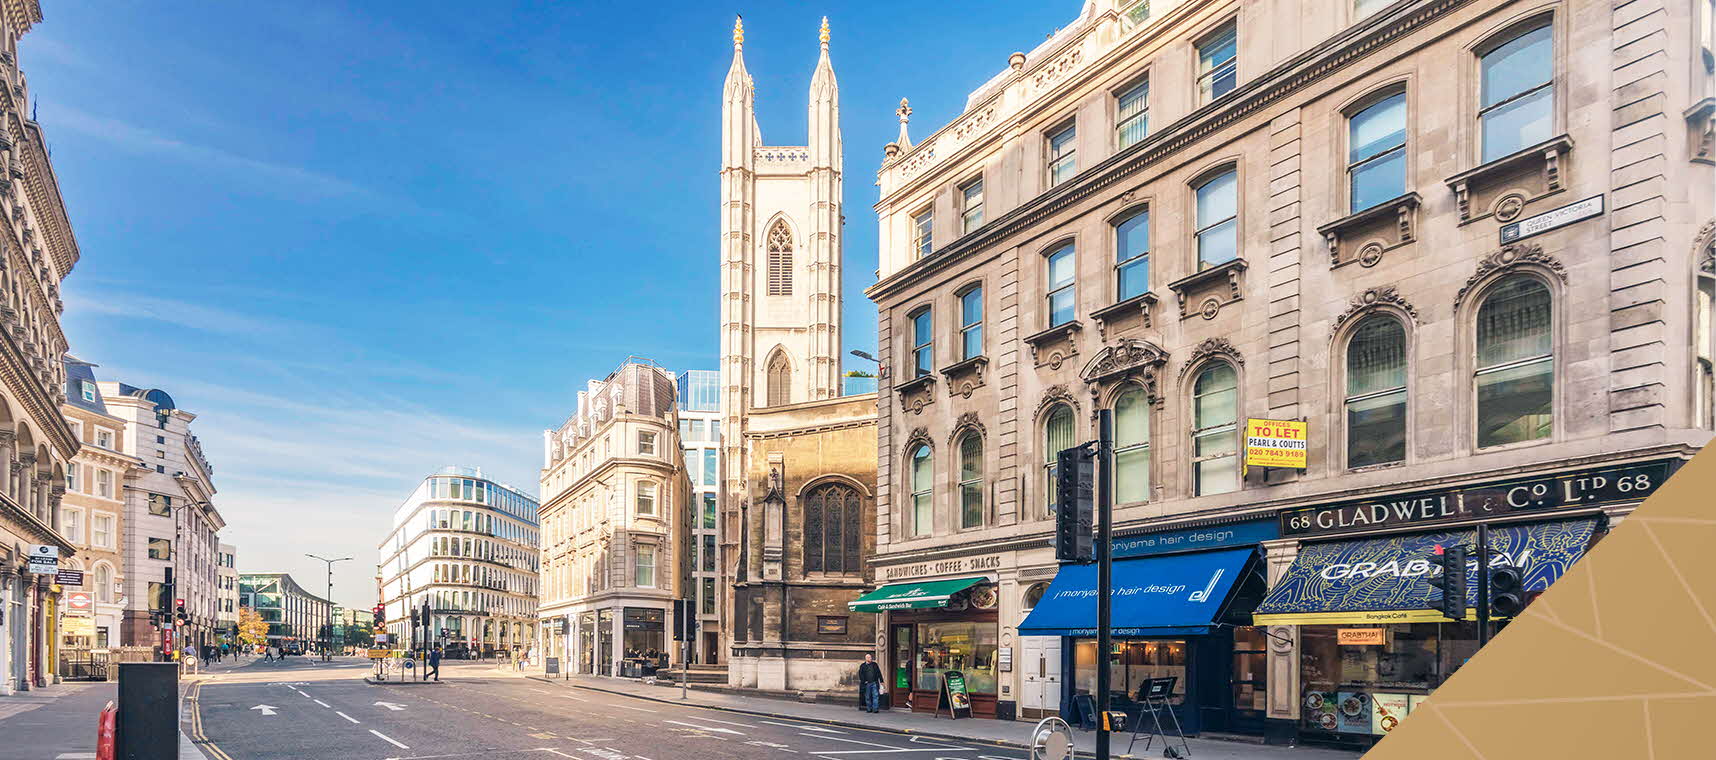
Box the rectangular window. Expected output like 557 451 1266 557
61 509 83 544
702 448 717 487
960 177 985 233
701 577 716 614
703 493 717 529
635 546 656 587
702 534 716 572
148 537 172 560
66 465 79 493
911 310 934 377
81 380 97 402
93 514 113 549
1115 209 1150 301
636 481 657 516
1047 122 1077 187
97 470 115 500
912 208 934 259
637 431 656 456
1348 92 1408 212
1479 24 1553 162
1195 170 1239 270
959 287 983 361
690 419 706 441
1046 244 1077 327
1116 79 1150 149
1197 23 1239 103
96 429 113 449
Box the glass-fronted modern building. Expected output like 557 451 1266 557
378 466 540 658
676 370 723 663
238 572 332 652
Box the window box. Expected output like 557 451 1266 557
1444 134 1572 223
1317 192 1420 269
1167 258 1247 321
1024 320 1083 370
939 355 989 399
1091 291 1159 339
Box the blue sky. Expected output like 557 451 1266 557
24 1 1074 606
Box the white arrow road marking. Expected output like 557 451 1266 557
374 701 407 711
335 711 359 724
663 720 745 735
249 705 278 716
369 729 409 749
746 741 800 753
765 721 845 734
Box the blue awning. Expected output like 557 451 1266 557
1254 518 1598 625
1018 548 1256 637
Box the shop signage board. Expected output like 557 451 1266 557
1279 459 1677 538
1112 518 1278 559
1243 419 1307 472
883 554 1001 581
545 657 560 676
55 569 83 586
62 615 95 637
1499 194 1603 244
939 669 972 719
26 544 58 574
1336 628 1387 646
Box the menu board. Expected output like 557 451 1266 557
940 670 972 719
1335 691 1371 734
1371 692 1412 735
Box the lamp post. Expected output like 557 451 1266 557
304 554 352 662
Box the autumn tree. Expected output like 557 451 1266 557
237 607 270 648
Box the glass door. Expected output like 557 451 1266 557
1230 627 1268 733
889 623 914 709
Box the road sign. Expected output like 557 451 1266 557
367 649 393 659
26 544 58 574
1499 194 1603 244
65 591 93 615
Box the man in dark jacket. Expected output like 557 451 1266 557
857 653 883 713
427 646 442 682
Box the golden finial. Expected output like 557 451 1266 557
819 16 830 47
733 15 744 48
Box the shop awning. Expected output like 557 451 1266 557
1253 518 1598 626
1017 548 1256 637
848 576 989 612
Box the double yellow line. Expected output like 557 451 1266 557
185 680 238 760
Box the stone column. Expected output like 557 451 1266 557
1261 538 1302 738
0 561 14 695
33 473 49 523
14 452 33 513
0 429 14 499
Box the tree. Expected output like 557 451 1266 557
237 607 269 648
844 370 875 378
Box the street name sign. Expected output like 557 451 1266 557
1499 195 1603 244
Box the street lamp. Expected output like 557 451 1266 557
304 554 352 662
849 350 879 363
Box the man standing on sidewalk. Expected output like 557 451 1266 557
858 653 883 713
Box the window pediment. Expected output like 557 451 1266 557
1082 338 1168 386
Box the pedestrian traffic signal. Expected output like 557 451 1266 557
372 604 385 627
175 603 188 625
1489 566 1525 618
1054 446 1095 563
1426 544 1468 621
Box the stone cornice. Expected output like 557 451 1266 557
743 416 877 441
0 489 71 554
0 320 74 456
20 120 77 278
867 0 1472 301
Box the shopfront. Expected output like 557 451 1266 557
1252 458 1681 746
850 576 1002 718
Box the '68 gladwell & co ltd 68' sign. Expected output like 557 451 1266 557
1279 459 1679 538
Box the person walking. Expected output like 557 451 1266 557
858 653 883 713
427 646 442 682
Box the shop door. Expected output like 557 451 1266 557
1020 636 1061 715
888 623 914 709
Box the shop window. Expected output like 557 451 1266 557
1046 243 1077 327
805 481 862 575
1191 363 1240 495
1478 22 1554 162
958 432 984 529
1115 208 1150 301
1074 639 1186 700
1474 276 1553 447
1345 316 1408 467
1347 92 1407 212
1042 404 1076 518
916 621 999 695
1113 388 1151 503
958 286 984 361
909 445 933 537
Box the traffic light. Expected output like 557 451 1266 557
372 604 386 628
671 599 688 641
1054 446 1095 563
1426 544 1468 621
175 599 188 625
1489 566 1525 618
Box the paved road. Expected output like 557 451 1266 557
194 659 1031 760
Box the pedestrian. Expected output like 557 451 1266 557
427 645 442 682
858 653 883 713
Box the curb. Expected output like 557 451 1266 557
363 677 446 686
523 675 1143 759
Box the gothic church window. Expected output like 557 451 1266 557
767 221 794 296
766 351 791 407
804 481 861 575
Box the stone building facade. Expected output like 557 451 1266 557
59 358 139 653
866 0 1711 742
539 359 691 675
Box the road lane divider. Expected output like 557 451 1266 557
369 729 410 749
335 711 360 724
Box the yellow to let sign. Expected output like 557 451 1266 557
1244 418 1307 470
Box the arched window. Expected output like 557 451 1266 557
766 352 791 407
1476 276 1553 447
804 482 861 575
957 432 984 529
1022 582 1049 611
909 445 933 537
1192 363 1239 496
1042 405 1075 518
1113 388 1151 503
1479 22 1554 162
94 562 114 604
1346 316 1408 468
767 221 793 296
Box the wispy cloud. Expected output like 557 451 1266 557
41 103 374 198
62 290 287 337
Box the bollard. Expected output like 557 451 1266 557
117 661 179 760
97 700 116 760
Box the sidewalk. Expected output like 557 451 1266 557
0 674 212 759
524 672 1363 760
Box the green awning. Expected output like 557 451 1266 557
848 576 989 612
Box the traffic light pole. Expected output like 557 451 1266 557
1475 523 1491 646
1094 409 1114 760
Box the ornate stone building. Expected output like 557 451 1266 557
59 358 139 653
865 0 1711 744
717 17 880 693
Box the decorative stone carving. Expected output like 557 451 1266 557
1318 193 1419 270
1452 242 1567 310
1024 321 1082 370
1033 384 1081 421
1167 259 1246 320
1696 220 1715 274
1331 286 1421 338
939 355 988 399
1177 337 1244 384
1082 338 1168 408
903 426 933 453
1091 293 1157 340
1444 134 1572 224
947 412 987 445
1685 97 1714 166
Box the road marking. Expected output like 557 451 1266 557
370 729 410 749
249 704 278 716
335 711 360 724
688 716 756 728
746 741 801 753
663 719 745 735
561 693 588 701
314 699 331 708
55 754 97 759
765 721 845 733
375 700 408 711
613 704 656 713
